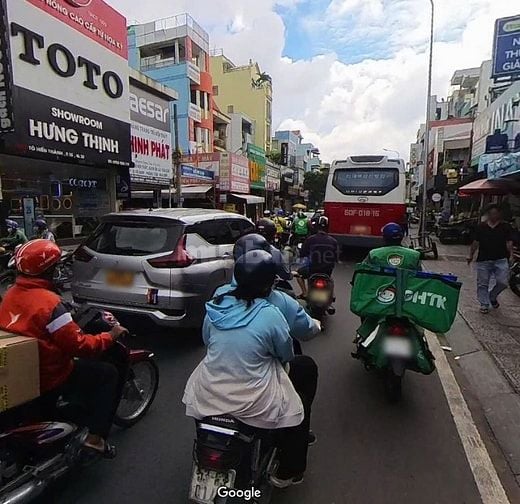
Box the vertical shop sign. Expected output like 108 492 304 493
0 0 14 133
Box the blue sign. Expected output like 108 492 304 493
181 164 215 181
492 15 520 80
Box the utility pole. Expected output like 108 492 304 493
420 0 435 247
173 104 182 208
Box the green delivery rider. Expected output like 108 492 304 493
353 223 435 377
364 223 421 270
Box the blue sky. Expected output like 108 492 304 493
110 0 519 160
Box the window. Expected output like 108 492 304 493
187 220 234 245
212 85 219 96
332 169 399 196
86 221 183 256
228 218 254 241
188 219 252 245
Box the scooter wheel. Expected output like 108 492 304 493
385 371 402 403
114 359 159 428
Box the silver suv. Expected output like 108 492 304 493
71 209 254 329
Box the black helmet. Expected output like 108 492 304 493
382 222 404 245
233 233 270 261
317 216 329 231
255 218 276 242
234 250 276 293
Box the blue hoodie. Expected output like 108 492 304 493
183 292 304 429
214 281 319 342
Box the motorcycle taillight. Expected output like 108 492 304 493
313 278 328 289
388 324 407 336
195 444 240 472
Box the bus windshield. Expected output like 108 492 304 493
332 168 399 196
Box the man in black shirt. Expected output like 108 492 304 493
467 204 513 313
295 216 338 298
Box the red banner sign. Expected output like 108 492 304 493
26 0 127 58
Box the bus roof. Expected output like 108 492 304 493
332 155 405 172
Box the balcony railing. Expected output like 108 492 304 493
214 138 227 149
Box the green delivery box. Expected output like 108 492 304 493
350 264 461 333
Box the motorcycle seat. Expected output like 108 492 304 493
198 415 273 439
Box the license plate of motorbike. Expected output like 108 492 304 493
309 290 329 303
106 270 134 287
383 338 412 358
189 466 236 504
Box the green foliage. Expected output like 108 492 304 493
304 170 328 207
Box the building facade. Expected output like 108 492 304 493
210 51 272 153
0 0 132 242
128 14 214 155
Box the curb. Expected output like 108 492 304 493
443 313 520 481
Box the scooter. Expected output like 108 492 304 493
0 249 74 292
306 273 335 326
189 415 279 504
352 316 434 402
0 306 159 504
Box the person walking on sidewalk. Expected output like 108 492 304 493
467 204 514 314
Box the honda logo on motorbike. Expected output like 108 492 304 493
65 0 93 7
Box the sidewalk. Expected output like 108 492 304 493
424 241 520 481
424 242 520 393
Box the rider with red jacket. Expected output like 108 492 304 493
0 240 127 458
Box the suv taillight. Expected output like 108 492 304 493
74 246 93 263
147 235 194 269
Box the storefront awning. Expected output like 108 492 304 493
458 178 519 196
230 193 265 204
182 185 214 199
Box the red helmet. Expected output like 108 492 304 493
15 239 62 276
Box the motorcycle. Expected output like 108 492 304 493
306 274 335 328
0 306 159 504
0 249 74 292
0 250 15 290
189 415 279 504
510 245 520 297
352 317 434 402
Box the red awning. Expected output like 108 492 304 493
458 178 520 196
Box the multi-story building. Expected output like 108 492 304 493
210 50 273 153
228 112 255 155
296 142 322 172
128 14 214 154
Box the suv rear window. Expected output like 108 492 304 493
86 221 183 256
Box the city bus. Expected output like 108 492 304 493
324 155 407 248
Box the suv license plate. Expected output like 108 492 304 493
383 338 412 358
189 466 236 504
106 270 134 287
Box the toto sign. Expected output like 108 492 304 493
1 0 131 167
65 0 93 6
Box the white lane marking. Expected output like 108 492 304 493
426 331 510 504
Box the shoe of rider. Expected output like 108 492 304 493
0 240 125 457
364 222 421 269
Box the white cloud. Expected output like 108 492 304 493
108 0 519 162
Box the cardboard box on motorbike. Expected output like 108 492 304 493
0 331 39 412
350 264 462 334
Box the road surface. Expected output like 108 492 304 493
45 260 519 504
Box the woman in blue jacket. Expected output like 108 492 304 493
183 250 319 487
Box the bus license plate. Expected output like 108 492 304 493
189 466 236 504
350 225 371 235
